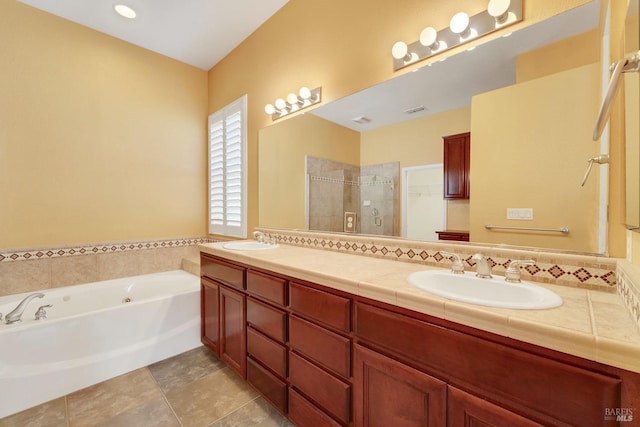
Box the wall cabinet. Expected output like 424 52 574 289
201 252 636 427
443 132 470 199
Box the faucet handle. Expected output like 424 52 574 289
440 251 465 274
505 260 535 283
35 305 52 321
252 230 264 243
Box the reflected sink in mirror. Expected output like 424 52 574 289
222 241 279 250
407 270 562 310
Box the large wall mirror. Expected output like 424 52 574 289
626 0 640 229
259 1 610 254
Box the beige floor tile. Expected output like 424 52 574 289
97 397 180 427
149 346 225 393
209 397 293 427
165 367 258 427
0 398 66 427
67 368 163 426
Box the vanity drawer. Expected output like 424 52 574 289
289 389 342 427
290 315 350 378
247 270 287 307
200 254 245 290
246 297 287 343
247 326 287 379
289 282 351 333
289 351 351 425
247 357 287 414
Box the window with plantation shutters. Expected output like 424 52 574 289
208 95 247 238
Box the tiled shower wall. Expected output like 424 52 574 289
0 237 211 297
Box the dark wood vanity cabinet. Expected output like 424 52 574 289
201 252 636 427
443 132 470 199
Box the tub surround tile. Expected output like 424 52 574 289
165 367 259 427
181 256 200 276
51 254 98 288
0 237 213 297
0 258 51 297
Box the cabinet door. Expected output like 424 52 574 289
201 278 219 355
220 285 246 378
353 344 446 427
443 132 470 199
448 386 543 427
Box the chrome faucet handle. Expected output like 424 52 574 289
505 260 535 283
440 251 465 274
252 230 265 243
35 305 52 321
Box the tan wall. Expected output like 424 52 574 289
0 1 208 249
516 29 600 83
208 0 592 239
258 114 360 229
470 64 600 252
361 106 471 231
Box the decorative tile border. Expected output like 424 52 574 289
256 228 618 291
0 236 216 263
617 260 640 331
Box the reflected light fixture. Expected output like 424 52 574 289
391 0 522 71
265 86 322 121
488 0 513 25
114 4 137 19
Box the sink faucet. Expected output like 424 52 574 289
472 254 492 279
252 230 265 243
4 293 44 324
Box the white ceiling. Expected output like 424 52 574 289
18 0 289 70
311 1 600 132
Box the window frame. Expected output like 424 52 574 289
207 94 248 238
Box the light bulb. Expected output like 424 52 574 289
391 41 411 61
264 104 275 115
449 12 470 35
114 4 137 19
287 93 299 105
419 27 439 51
488 0 511 24
299 87 312 100
275 98 286 110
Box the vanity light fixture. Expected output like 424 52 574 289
114 4 137 19
391 0 522 71
265 86 322 121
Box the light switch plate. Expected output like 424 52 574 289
507 208 534 220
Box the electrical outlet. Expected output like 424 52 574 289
507 208 533 220
344 212 357 232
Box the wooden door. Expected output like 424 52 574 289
220 285 246 378
443 132 470 199
201 278 219 355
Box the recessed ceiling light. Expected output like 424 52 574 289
114 4 137 19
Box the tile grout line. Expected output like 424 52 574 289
146 367 185 427
205 395 265 427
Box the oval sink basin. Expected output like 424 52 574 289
407 270 562 309
222 241 279 250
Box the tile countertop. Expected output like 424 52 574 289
199 242 640 374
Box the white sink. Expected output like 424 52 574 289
222 241 279 250
407 270 562 309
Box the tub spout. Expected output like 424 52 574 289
5 293 44 324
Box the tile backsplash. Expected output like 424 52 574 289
0 237 213 297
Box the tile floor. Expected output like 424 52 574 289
0 346 294 427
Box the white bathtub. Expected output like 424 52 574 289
0 270 201 419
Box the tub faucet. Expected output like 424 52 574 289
472 254 493 279
5 293 44 324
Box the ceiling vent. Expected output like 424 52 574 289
352 116 372 124
404 105 426 114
